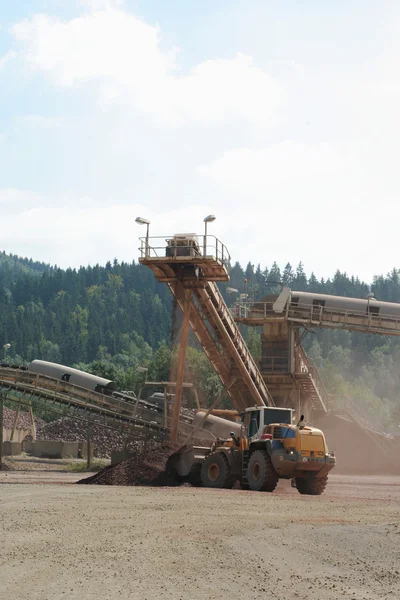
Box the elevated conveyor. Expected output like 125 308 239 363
236 288 400 336
139 234 275 413
233 287 400 418
0 367 194 442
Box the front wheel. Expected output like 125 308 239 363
201 453 233 489
295 475 328 495
247 450 278 492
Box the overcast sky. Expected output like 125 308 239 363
0 0 399 281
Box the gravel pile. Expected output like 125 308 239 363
2 406 45 432
33 416 140 458
78 441 181 486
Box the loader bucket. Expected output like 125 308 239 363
166 446 195 478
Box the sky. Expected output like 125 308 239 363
1 0 399 282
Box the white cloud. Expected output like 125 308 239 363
0 193 220 268
0 51 16 70
11 8 283 126
0 189 41 215
5 3 400 282
80 0 124 9
198 142 350 190
15 115 65 129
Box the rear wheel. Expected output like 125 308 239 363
295 475 328 495
201 453 232 489
247 450 278 492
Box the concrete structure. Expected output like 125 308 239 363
2 427 30 443
2 441 22 456
29 440 93 459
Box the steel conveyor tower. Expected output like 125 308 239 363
138 233 275 432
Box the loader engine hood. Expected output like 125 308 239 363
297 428 327 453
266 424 328 455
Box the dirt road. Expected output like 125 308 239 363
0 474 399 600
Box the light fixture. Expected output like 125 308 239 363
135 217 150 225
135 217 151 256
203 215 216 255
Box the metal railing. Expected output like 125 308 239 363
296 345 329 411
0 367 218 443
138 234 231 270
233 298 400 335
204 282 275 406
288 302 400 328
232 301 276 320
260 355 289 373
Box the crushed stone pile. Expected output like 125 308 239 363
31 416 140 458
77 441 182 486
2 406 45 431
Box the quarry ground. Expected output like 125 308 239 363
0 471 399 600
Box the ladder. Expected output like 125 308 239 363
171 280 275 411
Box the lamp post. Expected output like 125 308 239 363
3 343 11 361
135 366 148 404
135 217 151 257
227 287 239 316
203 215 216 256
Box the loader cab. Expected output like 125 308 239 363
241 407 294 440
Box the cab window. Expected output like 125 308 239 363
248 411 260 437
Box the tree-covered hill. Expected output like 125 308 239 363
0 257 172 364
1 253 400 427
0 251 53 280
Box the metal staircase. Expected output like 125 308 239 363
173 280 275 411
139 234 275 413
296 345 328 414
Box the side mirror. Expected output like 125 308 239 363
230 432 240 447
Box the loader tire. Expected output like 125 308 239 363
247 450 278 492
188 463 202 487
295 475 328 496
201 453 233 489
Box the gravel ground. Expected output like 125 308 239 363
0 474 399 600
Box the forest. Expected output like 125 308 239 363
1 250 400 430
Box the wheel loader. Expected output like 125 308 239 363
170 406 336 495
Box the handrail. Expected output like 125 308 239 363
138 234 231 270
206 282 274 405
233 299 400 334
0 368 214 443
260 355 289 373
296 345 329 411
